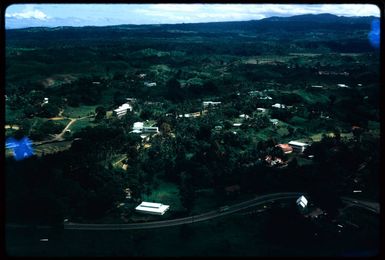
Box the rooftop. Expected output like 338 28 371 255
289 141 309 147
135 201 170 215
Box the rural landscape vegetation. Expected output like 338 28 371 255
5 8 380 256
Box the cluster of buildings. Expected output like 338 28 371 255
265 141 310 167
265 155 287 167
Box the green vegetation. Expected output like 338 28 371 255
5 14 379 256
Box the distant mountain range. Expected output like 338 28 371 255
6 13 379 30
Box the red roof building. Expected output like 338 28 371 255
276 144 293 154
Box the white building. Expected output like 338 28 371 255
239 114 250 119
135 202 170 215
311 85 324 88
257 108 266 112
41 98 48 106
114 103 133 118
296 195 308 208
233 123 242 127
131 122 144 133
337 84 349 88
269 119 279 126
144 82 157 87
272 103 286 109
131 122 159 134
143 127 159 133
203 101 221 108
289 141 309 153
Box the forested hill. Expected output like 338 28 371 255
6 13 377 37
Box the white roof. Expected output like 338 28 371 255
296 195 308 208
233 123 242 126
133 122 144 128
289 141 308 147
135 201 170 215
203 101 221 104
114 103 132 113
272 103 285 108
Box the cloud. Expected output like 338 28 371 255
6 6 49 20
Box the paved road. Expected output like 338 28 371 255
341 197 380 214
64 192 303 230
64 193 379 231
7 192 378 231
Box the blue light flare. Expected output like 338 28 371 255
368 18 380 49
5 136 34 161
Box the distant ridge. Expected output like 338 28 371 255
6 13 378 30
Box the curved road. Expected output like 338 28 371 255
64 192 379 231
341 197 380 214
33 115 93 146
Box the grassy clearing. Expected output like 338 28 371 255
5 105 23 123
192 189 218 214
293 89 330 104
33 141 73 156
142 179 183 212
63 105 97 118
308 132 353 142
68 118 95 133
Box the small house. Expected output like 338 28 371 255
288 141 309 153
239 114 250 119
203 101 221 108
272 103 286 109
135 202 170 215
269 119 279 126
296 195 308 209
276 144 293 154
144 82 157 87
114 103 133 118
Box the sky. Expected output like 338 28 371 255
5 4 381 29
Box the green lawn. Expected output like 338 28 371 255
142 179 183 212
5 105 23 123
63 105 98 118
68 118 95 133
